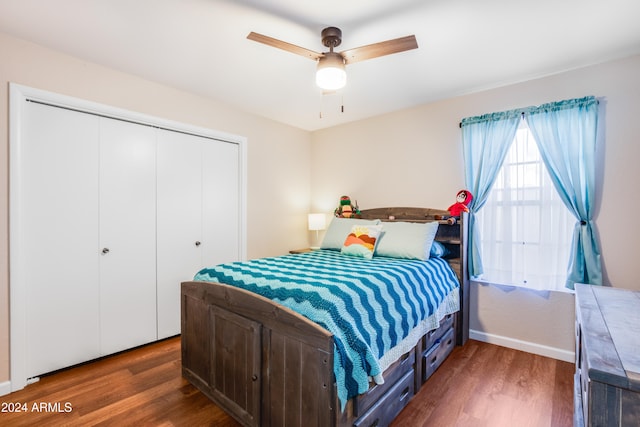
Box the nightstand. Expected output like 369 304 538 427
289 248 314 254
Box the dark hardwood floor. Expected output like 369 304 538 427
392 339 574 427
0 337 574 427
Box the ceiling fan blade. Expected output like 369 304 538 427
247 32 323 61
340 35 418 64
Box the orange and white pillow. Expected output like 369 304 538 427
340 224 384 259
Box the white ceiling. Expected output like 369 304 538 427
1 0 639 131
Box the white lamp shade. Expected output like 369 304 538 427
316 53 346 91
308 213 326 231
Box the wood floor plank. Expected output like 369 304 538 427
551 359 575 427
0 337 573 427
392 340 574 427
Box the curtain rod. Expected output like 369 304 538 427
458 96 598 128
459 111 525 128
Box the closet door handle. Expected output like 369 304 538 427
195 241 201 247
102 248 110 254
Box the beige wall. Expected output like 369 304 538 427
311 54 640 359
0 32 312 385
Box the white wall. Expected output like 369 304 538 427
0 32 312 386
311 54 640 360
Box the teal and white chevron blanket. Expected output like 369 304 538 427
194 249 460 407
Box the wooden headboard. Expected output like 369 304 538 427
358 207 469 345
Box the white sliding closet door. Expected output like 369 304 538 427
156 131 241 338
156 130 203 339
202 139 240 265
21 102 101 378
99 118 158 354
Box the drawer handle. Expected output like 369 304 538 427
251 374 258 381
195 241 201 246
400 386 410 402
101 248 110 254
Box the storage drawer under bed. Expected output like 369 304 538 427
420 313 454 354
353 348 415 417
344 314 458 426
422 327 455 382
353 369 415 427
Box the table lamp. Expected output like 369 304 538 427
308 213 326 249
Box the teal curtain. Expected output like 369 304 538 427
526 96 602 289
461 111 521 278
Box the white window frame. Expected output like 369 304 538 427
475 120 575 292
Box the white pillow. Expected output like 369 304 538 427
374 221 439 260
320 217 381 250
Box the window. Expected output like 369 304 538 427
475 120 575 291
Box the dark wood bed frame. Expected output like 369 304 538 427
181 207 469 427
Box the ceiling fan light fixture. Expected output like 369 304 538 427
316 52 346 91
248 27 418 93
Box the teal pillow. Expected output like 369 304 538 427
321 217 381 250
430 241 450 258
374 221 439 260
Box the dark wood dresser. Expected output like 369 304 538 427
574 284 640 426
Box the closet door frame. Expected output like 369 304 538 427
9 83 247 392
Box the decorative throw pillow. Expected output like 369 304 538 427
430 241 450 258
340 224 383 259
321 217 381 251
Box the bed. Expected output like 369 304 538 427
181 207 469 427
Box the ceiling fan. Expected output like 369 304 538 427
247 27 418 91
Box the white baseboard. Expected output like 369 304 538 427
469 329 575 363
0 381 11 396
